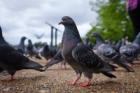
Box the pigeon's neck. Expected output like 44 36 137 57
95 36 104 45
64 25 82 41
0 31 7 44
20 39 26 46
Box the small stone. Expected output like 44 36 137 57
3 87 11 92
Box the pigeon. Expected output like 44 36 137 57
120 32 140 64
54 16 116 87
26 39 42 59
92 32 105 50
41 44 58 60
15 36 27 54
92 32 134 72
0 26 45 81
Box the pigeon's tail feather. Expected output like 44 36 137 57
102 72 116 78
101 63 116 72
23 60 45 72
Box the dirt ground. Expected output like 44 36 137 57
0 58 140 93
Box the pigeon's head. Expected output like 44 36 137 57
59 16 75 26
28 39 32 44
21 36 27 41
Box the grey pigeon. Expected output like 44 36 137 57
56 16 116 87
92 32 134 72
41 44 58 60
0 26 45 81
26 39 42 59
120 32 140 64
15 36 27 54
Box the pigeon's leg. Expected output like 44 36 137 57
1 75 15 81
60 61 67 70
67 72 81 85
9 75 15 81
79 73 92 87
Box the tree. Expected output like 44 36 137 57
87 0 133 42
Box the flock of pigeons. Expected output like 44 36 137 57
0 16 140 87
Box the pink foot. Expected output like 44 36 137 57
79 81 91 87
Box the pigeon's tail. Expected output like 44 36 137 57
23 60 45 72
102 72 116 78
101 62 117 72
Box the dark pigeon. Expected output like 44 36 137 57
92 32 134 72
26 39 42 59
120 32 140 64
41 44 58 60
0 26 45 80
49 16 116 87
15 36 27 54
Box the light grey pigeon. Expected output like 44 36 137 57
56 16 116 87
92 32 134 72
120 32 140 64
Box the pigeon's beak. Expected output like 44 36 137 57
59 20 64 25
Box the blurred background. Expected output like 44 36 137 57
0 0 133 46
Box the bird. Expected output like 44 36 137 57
92 32 134 72
33 33 45 39
0 26 45 81
119 32 140 64
41 44 58 60
26 39 42 59
46 16 116 87
92 32 118 59
15 36 27 54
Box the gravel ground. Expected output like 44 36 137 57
0 58 140 93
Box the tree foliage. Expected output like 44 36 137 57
87 0 133 42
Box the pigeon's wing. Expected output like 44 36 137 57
0 44 27 65
72 43 101 68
